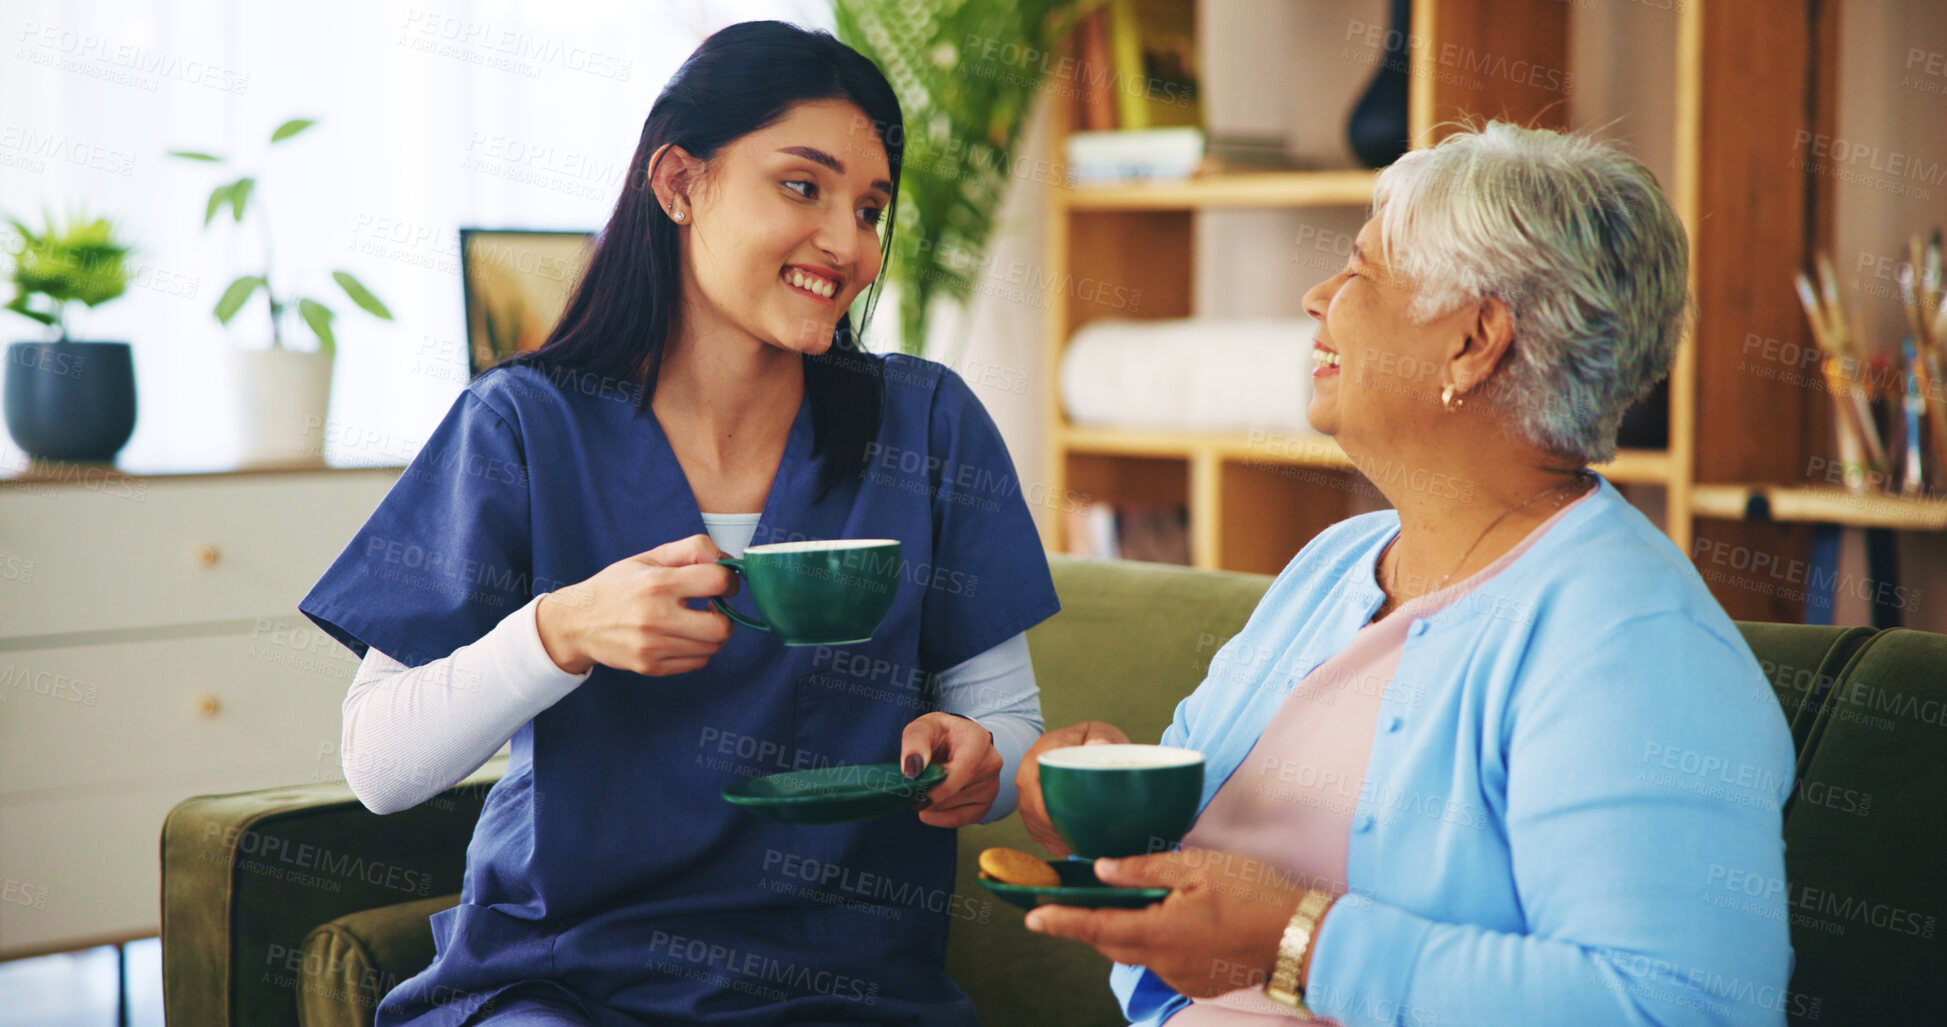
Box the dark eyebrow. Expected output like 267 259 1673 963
776 145 893 198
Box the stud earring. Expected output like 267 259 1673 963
671 209 684 222
1441 383 1466 412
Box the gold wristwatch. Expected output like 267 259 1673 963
1263 889 1334 1011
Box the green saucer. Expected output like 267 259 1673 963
979 858 1171 910
722 762 947 825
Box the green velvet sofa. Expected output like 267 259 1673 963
162 555 1947 1025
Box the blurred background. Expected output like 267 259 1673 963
3 0 1944 1023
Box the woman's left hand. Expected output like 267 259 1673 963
900 712 1002 828
1021 850 1312 999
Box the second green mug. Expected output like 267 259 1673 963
1037 743 1205 859
712 538 902 646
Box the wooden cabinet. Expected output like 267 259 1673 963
0 467 399 958
1038 0 1833 622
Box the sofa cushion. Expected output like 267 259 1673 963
1026 554 1275 743
1735 621 1876 762
1779 628 1947 1024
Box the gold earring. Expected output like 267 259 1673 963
1441 383 1465 412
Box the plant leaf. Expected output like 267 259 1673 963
229 177 255 223
332 271 393 319
270 119 316 144
169 150 224 162
204 183 234 228
5 295 57 326
299 298 336 356
214 275 266 324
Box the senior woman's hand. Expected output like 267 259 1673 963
1023 849 1330 999
1015 720 1131 857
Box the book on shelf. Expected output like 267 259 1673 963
1107 0 1200 130
1064 0 1300 184
1063 127 1303 183
1199 132 1305 174
1073 5 1118 132
1063 500 1192 566
1064 126 1205 182
1069 0 1203 132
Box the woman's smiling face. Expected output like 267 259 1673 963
1300 217 1467 448
671 98 891 354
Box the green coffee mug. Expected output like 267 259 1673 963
712 539 902 646
1037 743 1205 858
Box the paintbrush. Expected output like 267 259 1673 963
1800 266 1871 489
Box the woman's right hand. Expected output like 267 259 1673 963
1016 720 1132 858
535 534 736 676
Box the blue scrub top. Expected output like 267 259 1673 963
300 352 1060 1026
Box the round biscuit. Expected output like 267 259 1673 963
978 847 1060 887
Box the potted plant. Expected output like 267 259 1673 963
2 209 139 462
170 118 393 467
833 0 1088 357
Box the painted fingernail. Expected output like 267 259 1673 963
903 753 922 778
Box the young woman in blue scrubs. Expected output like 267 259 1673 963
300 21 1059 1026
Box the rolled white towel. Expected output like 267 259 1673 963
1059 317 1320 434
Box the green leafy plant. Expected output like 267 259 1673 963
169 118 392 356
3 209 135 342
834 0 1088 355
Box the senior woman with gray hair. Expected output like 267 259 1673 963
1017 122 1796 1026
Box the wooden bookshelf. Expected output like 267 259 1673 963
1060 170 1381 211
1037 0 1832 619
1691 485 1947 533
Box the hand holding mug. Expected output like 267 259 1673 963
536 534 735 676
1023 848 1322 999
1016 720 1131 858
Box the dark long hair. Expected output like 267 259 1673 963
498 20 902 501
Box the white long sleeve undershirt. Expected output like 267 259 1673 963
341 513 1044 822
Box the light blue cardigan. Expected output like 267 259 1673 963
1111 474 1797 1026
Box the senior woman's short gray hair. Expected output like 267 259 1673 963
1370 121 1690 465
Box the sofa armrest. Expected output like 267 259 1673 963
297 893 460 1027
161 759 507 1027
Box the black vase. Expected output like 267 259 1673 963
1348 0 1413 169
4 341 138 462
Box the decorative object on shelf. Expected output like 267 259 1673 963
1902 336 1924 499
1062 499 1190 565
1064 126 1206 183
1794 232 1947 499
1898 229 1947 491
458 229 596 375
1059 317 1317 434
1199 131 1302 175
2 209 138 462
1073 3 1118 131
832 0 1090 355
169 118 394 467
1104 0 1200 131
1794 253 1889 494
1347 0 1411 169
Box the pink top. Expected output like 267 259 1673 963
1167 488 1595 1024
